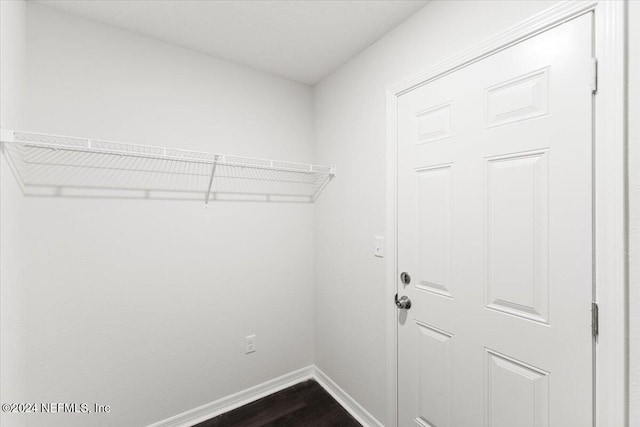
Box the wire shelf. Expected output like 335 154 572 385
0 129 335 204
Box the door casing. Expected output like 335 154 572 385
384 1 628 426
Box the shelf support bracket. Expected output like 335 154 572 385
311 170 335 203
204 155 219 206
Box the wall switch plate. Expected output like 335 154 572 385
245 335 256 354
374 236 384 258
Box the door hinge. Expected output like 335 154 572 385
592 301 599 338
590 57 598 93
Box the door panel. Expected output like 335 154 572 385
485 350 550 427
415 164 453 298
485 150 549 324
397 14 593 427
415 322 453 427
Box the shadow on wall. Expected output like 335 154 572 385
1 131 334 204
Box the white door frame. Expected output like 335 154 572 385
384 1 628 426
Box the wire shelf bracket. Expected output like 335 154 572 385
204 155 219 206
0 129 336 204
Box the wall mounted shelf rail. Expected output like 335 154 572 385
0 129 335 204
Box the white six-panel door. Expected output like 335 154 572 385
397 14 594 427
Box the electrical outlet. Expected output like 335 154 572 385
245 335 256 354
374 236 384 258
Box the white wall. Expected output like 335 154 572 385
629 1 640 425
313 1 568 424
17 4 315 427
0 1 27 427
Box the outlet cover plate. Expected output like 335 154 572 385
245 334 256 354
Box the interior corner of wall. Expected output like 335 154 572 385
0 0 27 130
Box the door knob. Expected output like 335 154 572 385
395 293 412 310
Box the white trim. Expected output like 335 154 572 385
313 366 384 427
385 1 627 427
385 88 399 427
147 366 314 427
146 365 384 427
593 1 628 426
387 1 598 97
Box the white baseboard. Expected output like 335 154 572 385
147 365 383 427
312 366 384 427
147 365 314 427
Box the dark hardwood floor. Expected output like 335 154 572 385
194 379 362 427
